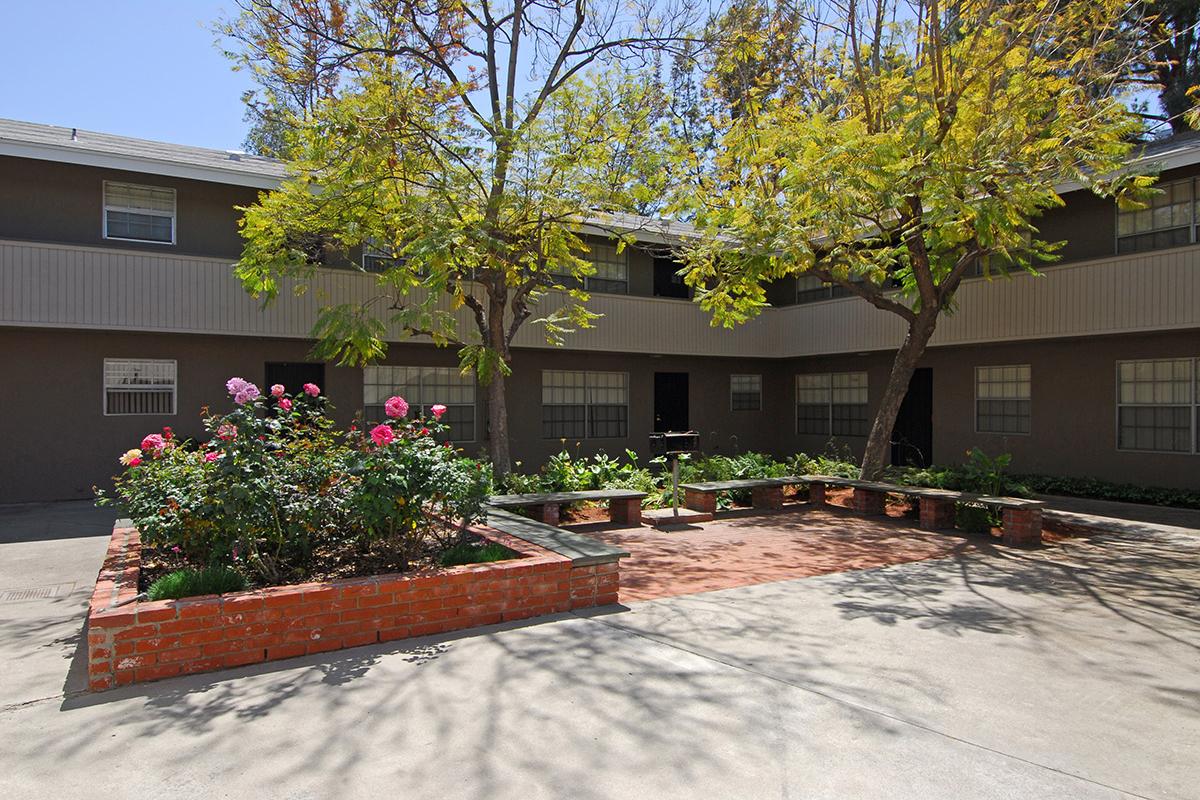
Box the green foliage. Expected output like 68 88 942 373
221 0 692 471
147 566 247 601
887 449 1030 497
97 380 490 585
438 540 517 568
955 504 998 535
1013 474 1200 510
499 448 658 499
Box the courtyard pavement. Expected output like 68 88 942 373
1 500 1197 799
577 505 979 601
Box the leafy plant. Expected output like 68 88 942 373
955 503 998 535
98 378 491 585
147 566 247 601
438 540 517 567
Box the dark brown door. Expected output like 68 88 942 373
265 362 326 396
891 368 933 467
654 372 689 431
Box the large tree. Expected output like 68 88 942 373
220 0 697 473
678 0 1152 478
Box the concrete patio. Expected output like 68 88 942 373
1 500 1197 799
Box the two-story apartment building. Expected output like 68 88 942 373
1 117 1198 503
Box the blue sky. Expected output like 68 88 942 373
2 1 251 150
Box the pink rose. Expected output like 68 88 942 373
217 423 238 441
234 383 261 405
370 424 395 447
303 383 320 397
270 384 285 397
430 403 447 420
278 397 293 412
140 434 166 453
204 452 219 463
384 395 409 419
128 457 142 467
226 377 249 396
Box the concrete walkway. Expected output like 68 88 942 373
1 502 1197 798
1040 493 1200 531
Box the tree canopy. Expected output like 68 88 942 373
675 0 1152 476
221 0 698 471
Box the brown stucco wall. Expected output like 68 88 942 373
0 156 261 259
786 329 1200 489
4 325 1198 504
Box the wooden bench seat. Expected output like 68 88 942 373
801 474 1047 546
679 477 809 513
487 489 647 527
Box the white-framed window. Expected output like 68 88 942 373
103 181 176 244
542 370 629 439
363 366 476 441
1116 177 1195 255
975 365 1031 435
794 274 852 304
730 374 762 411
103 359 177 415
1116 358 1197 453
796 372 868 436
554 242 629 294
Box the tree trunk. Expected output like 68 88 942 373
859 310 940 479
486 370 513 476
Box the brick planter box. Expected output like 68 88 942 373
87 518 624 692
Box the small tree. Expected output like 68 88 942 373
678 0 1152 479
220 0 696 474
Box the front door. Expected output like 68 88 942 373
891 368 933 467
265 362 326 396
653 372 689 431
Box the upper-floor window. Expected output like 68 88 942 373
975 365 1031 434
555 243 629 294
795 274 852 304
796 372 868 436
1116 178 1195 255
730 374 762 411
1116 358 1197 453
103 358 177 415
363 365 476 441
542 370 628 439
103 181 175 244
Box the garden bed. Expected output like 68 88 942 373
87 518 621 692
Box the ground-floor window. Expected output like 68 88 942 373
363 366 476 441
730 374 762 411
542 370 629 439
975 365 1031 434
103 358 177 415
796 372 868 436
1116 358 1197 453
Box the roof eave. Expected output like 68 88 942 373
0 139 284 190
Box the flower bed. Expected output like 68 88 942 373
87 518 620 691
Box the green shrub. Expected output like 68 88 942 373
148 566 247 601
955 503 997 534
97 378 491 585
438 540 517 567
1013 473 1200 509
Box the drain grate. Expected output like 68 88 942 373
0 582 75 603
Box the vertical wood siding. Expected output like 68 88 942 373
1 239 1196 357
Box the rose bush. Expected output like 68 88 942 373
97 380 491 585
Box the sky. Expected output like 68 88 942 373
2 1 252 150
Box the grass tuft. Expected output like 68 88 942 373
147 565 247 601
439 540 516 567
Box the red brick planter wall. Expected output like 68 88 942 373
87 523 619 691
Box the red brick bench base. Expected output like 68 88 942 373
87 521 622 692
